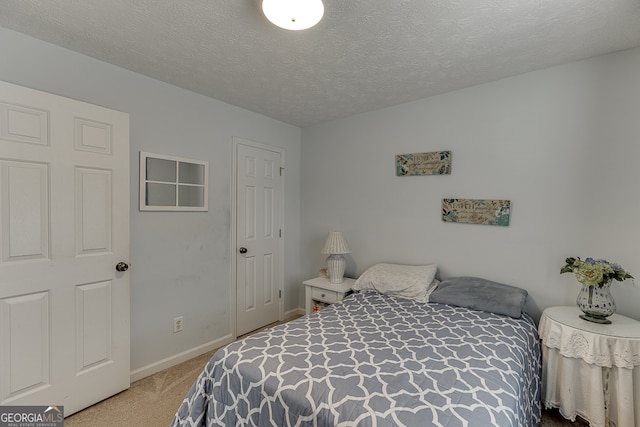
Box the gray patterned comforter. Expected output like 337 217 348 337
172 291 541 427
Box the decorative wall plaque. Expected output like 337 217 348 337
396 151 451 176
442 199 511 226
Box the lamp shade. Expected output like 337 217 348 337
321 231 351 255
262 0 324 31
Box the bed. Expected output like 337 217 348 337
172 267 542 427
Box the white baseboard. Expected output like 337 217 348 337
285 307 306 318
129 333 234 383
130 309 304 383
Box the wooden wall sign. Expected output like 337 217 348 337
442 199 511 226
396 151 451 176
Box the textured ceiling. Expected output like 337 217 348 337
1 0 640 127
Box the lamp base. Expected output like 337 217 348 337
326 254 346 284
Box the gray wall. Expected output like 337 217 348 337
301 47 640 322
0 27 302 373
3 23 640 378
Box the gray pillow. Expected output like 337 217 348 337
429 276 528 318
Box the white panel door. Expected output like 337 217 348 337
236 142 282 336
0 81 130 416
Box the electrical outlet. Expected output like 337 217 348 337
173 316 183 333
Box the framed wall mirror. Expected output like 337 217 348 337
139 151 208 211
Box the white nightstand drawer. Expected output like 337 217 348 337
311 288 339 303
303 277 355 315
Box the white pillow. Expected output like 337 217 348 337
353 263 438 303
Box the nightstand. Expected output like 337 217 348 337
303 277 355 314
538 306 640 427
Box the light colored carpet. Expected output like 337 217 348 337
65 316 588 427
64 348 216 427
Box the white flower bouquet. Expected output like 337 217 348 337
561 257 633 288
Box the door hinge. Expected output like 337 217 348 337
279 229 282 238
280 167 284 176
279 290 282 298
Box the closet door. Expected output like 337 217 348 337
235 140 283 336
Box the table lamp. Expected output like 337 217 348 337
321 231 351 284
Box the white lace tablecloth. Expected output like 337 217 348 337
539 306 640 427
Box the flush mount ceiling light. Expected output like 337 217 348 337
262 0 324 31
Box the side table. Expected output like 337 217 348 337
538 306 640 427
303 277 355 315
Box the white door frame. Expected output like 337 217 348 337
231 137 284 338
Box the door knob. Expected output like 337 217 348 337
115 262 129 272
239 247 248 254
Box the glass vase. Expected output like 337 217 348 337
576 280 616 324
